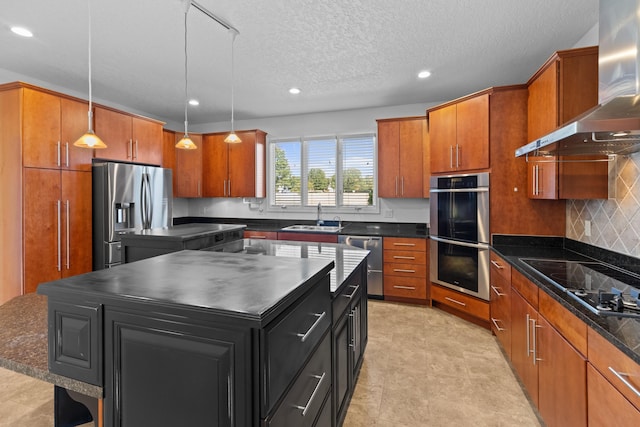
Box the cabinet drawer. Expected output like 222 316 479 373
277 232 338 243
48 301 102 386
490 252 511 283
431 285 489 320
383 275 426 299
244 230 278 240
587 363 640 426
384 262 426 278
512 269 539 309
539 291 587 356
588 328 640 411
267 332 331 427
332 281 361 325
384 237 426 252
262 280 331 415
383 250 427 265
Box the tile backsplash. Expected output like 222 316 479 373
567 152 640 258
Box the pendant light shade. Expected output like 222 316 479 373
225 29 241 144
176 4 197 150
74 0 106 149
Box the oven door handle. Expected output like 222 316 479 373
430 236 489 250
429 188 489 194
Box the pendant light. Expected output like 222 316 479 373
74 0 106 149
176 5 197 150
224 29 241 143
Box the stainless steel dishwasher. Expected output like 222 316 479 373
338 235 383 298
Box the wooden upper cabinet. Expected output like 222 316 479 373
377 117 425 198
22 88 93 171
429 93 489 174
202 129 266 198
132 116 163 165
174 133 203 198
526 46 607 200
94 107 163 164
202 133 228 197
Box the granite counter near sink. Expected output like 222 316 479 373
491 234 640 365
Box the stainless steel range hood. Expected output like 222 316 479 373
516 0 640 157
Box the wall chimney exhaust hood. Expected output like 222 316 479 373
516 0 640 157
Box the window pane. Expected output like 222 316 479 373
273 141 301 206
306 138 336 207
342 135 375 206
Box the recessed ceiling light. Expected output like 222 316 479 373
188 99 199 106
289 87 301 95
418 70 431 79
11 26 33 38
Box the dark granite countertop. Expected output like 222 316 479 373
491 235 640 365
0 293 103 398
121 223 246 242
206 239 369 294
38 250 333 328
173 217 428 238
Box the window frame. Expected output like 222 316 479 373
267 133 379 214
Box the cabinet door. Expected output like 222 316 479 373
510 289 539 406
132 117 162 165
94 107 133 162
229 131 262 197
528 62 558 142
22 88 62 169
398 119 424 197
105 310 248 427
174 133 203 197
61 98 94 171
332 313 351 427
428 104 456 173
527 156 558 199
377 121 400 197
456 94 489 171
23 168 62 293
202 134 228 197
61 170 92 278
537 315 587 427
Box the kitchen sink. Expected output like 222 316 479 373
281 224 343 233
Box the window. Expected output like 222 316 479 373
270 134 376 210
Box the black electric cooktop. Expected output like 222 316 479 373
521 258 640 318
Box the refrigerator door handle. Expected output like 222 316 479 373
140 172 152 229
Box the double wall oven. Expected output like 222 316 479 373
429 172 490 301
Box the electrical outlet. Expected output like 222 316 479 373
584 220 591 237
384 209 393 218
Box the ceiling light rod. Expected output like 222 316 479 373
189 0 239 35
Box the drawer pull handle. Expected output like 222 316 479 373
250 236 267 239
294 372 326 416
393 256 416 260
297 312 326 342
393 285 416 290
444 296 466 307
393 243 416 247
491 318 505 332
343 284 360 299
393 269 416 273
491 286 506 297
490 260 504 269
608 367 640 398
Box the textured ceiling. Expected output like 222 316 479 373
0 0 599 125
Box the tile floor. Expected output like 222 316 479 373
0 300 541 426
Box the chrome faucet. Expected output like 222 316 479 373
317 203 323 225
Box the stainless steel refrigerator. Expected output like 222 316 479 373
93 161 173 270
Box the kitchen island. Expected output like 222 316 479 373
35 241 368 426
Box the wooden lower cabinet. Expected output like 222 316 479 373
23 168 92 293
383 237 428 303
431 285 489 325
244 230 278 240
510 288 539 407
587 364 640 427
536 315 587 427
277 231 338 243
489 253 511 359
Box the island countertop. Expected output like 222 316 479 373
38 250 334 327
205 238 370 294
